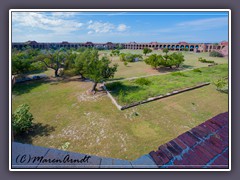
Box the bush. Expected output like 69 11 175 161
12 104 33 135
120 53 143 62
198 57 215 63
213 78 228 93
193 68 202 73
209 51 224 57
111 49 120 56
124 61 128 66
135 78 151 86
171 72 188 77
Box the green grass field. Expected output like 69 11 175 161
106 64 228 105
12 80 228 160
99 49 228 80
12 50 229 160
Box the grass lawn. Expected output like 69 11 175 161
12 77 228 160
105 64 228 106
99 49 228 80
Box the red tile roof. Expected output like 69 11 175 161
149 112 229 169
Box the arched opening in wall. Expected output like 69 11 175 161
217 46 221 50
163 45 166 48
190 45 194 51
195 45 199 49
185 45 189 50
149 45 151 48
180 45 184 51
167 45 171 49
159 45 163 49
171 45 175 50
176 45 179 51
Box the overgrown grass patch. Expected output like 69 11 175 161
12 78 228 160
106 64 228 106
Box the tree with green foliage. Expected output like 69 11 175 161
12 47 40 75
143 47 152 56
110 49 120 56
169 52 185 68
12 53 32 75
35 48 67 77
74 48 99 79
145 51 185 69
162 48 169 54
144 54 161 69
84 54 118 92
115 44 124 50
209 51 224 57
12 104 33 135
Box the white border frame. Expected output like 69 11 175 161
9 9 231 171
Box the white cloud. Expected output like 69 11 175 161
117 24 128 31
87 21 115 33
87 21 128 34
51 12 76 18
12 12 83 34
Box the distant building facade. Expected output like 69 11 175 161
12 40 228 55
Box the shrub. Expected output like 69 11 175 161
12 104 33 135
193 68 202 73
209 51 224 57
120 53 143 62
135 78 151 86
124 61 128 66
111 49 120 56
213 78 228 93
198 57 215 63
171 72 188 77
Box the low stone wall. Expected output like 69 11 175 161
103 82 210 111
102 84 122 110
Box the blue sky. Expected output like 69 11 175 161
12 11 229 43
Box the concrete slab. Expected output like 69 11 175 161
12 142 50 169
131 154 158 168
37 149 101 168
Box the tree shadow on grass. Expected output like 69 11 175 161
12 80 47 96
14 123 56 144
155 65 194 73
106 77 125 82
181 64 194 69
105 81 141 96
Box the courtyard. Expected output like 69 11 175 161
12 50 228 160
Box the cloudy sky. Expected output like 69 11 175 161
11 11 229 43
